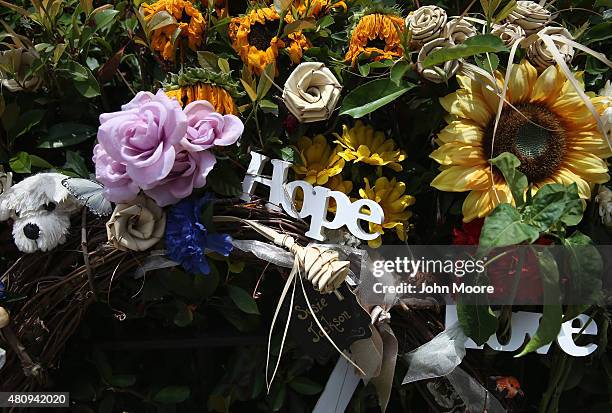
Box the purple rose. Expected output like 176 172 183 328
93 144 139 203
143 149 216 207
97 90 187 187
182 101 244 152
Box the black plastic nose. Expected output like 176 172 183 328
23 223 40 240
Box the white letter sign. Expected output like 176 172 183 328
242 151 384 242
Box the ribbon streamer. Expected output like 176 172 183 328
213 216 364 391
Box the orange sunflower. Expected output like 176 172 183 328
141 0 205 61
431 60 611 222
345 11 405 66
229 7 310 75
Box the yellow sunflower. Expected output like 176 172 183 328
335 121 406 171
345 12 405 67
166 83 238 114
229 7 310 75
431 59 612 222
164 68 241 114
359 177 415 247
141 0 205 62
293 135 346 185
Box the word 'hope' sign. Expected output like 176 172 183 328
241 152 384 241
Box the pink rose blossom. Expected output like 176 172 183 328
143 149 216 206
97 90 186 187
93 91 244 207
181 101 244 152
93 144 139 203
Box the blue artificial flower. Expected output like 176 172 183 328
165 196 233 275
0 281 5 300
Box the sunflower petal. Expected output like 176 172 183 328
430 165 491 191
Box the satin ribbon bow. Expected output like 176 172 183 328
213 216 364 390
350 306 398 412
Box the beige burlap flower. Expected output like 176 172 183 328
417 38 459 83
527 26 574 70
0 48 42 92
106 195 166 252
507 1 551 35
492 23 526 47
443 17 477 44
406 5 447 47
0 307 9 329
596 187 612 230
283 62 342 123
0 166 12 195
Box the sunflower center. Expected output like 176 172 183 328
248 21 279 51
484 103 566 182
366 38 387 50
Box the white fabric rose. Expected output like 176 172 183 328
596 186 612 230
527 26 574 70
406 6 448 47
0 48 42 92
443 17 477 44
599 81 612 143
507 1 551 35
106 195 166 252
417 38 459 83
0 166 12 195
282 62 342 123
492 23 526 47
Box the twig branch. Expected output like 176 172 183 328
81 208 97 301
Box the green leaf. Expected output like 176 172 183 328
516 248 562 356
227 285 260 315
527 183 583 230
64 150 89 177
38 122 97 148
197 51 220 71
94 9 119 31
422 35 508 68
390 60 411 85
289 377 323 395
174 302 194 327
153 386 191 404
9 109 45 140
456 303 497 346
256 63 275 100
582 22 612 45
146 10 176 33
69 61 101 97
358 63 370 77
208 163 242 196
259 99 278 116
228 260 245 274
9 151 31 173
493 0 517 23
30 155 53 169
562 231 603 307
478 204 540 253
107 374 136 388
490 152 527 206
339 78 415 118
475 53 500 72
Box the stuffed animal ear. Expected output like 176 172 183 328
0 190 16 221
46 173 73 204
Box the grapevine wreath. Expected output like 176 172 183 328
0 0 611 412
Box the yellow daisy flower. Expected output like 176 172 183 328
293 135 346 185
141 0 205 62
335 121 406 171
345 12 405 67
228 7 310 75
359 177 415 247
431 59 612 222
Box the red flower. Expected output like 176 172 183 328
452 219 545 303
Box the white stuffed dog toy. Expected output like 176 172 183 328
0 173 81 253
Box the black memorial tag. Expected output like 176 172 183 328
289 282 371 361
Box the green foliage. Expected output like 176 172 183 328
339 78 415 118
421 35 508 68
